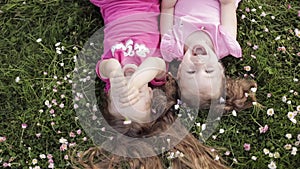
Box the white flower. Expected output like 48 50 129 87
250 156 257 161
275 36 281 40
219 129 225 134
297 105 300 112
196 123 201 127
232 110 237 116
250 87 257 93
284 144 292 150
174 104 179 110
285 133 292 139
290 118 297 124
201 124 206 131
267 108 274 116
59 137 68 144
268 161 277 169
123 119 132 125
274 152 280 158
287 100 291 104
36 38 42 43
295 28 300 38
214 155 220 161
268 152 274 158
294 78 299 82
55 42 61 47
271 16 275 19
287 112 295 119
282 96 287 102
39 154 46 159
297 134 300 141
260 12 267 17
241 14 246 19
15 76 20 83
263 148 270 155
291 147 297 155
32 159 38 165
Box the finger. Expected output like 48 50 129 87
119 92 140 103
120 97 140 107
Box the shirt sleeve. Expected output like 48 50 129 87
160 28 184 62
219 25 242 58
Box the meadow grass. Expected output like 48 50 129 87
0 0 299 168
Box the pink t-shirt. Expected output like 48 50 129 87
90 0 165 92
161 0 242 62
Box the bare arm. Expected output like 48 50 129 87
160 0 177 36
128 57 166 89
220 0 237 39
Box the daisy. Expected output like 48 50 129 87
267 108 274 116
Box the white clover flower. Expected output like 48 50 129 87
268 161 277 169
267 108 274 116
285 133 292 139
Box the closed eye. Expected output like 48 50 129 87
187 70 196 74
205 69 214 73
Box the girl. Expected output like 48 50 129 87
160 0 257 110
91 0 167 122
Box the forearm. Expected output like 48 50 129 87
160 7 175 36
128 57 166 89
220 1 237 39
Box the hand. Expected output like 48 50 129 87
118 84 140 107
161 0 177 9
109 70 127 97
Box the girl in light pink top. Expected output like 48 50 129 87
91 0 167 122
161 0 243 108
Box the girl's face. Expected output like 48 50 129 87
178 42 224 107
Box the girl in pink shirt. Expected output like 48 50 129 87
161 0 256 109
91 0 167 122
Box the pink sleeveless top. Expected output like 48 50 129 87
90 0 164 92
161 0 242 62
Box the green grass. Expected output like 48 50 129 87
0 0 299 168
